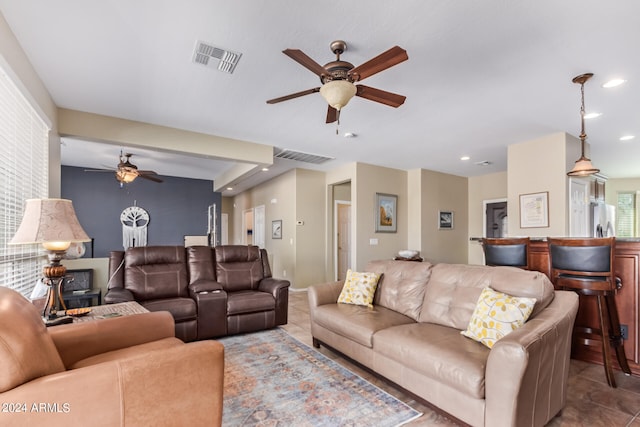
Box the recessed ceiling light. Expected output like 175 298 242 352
226 187 233 191
460 156 470 161
602 78 627 88
620 135 635 141
262 167 269 172
584 112 602 119
344 132 357 138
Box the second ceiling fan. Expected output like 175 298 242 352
267 40 408 124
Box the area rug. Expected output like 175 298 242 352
219 328 422 426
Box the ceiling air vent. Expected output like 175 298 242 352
274 148 335 164
193 40 242 74
475 160 493 166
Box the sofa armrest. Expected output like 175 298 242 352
1 340 224 427
188 279 224 295
308 281 344 308
104 288 134 303
258 277 290 296
49 311 175 368
485 290 579 427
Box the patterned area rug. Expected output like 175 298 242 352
219 328 422 426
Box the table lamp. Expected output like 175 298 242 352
9 198 90 326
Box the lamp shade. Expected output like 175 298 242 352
319 80 357 110
567 156 600 177
9 198 90 247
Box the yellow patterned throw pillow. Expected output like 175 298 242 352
337 269 381 308
461 287 536 348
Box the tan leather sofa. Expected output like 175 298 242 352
0 286 224 427
105 245 290 341
308 260 579 427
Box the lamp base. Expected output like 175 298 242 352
44 315 73 327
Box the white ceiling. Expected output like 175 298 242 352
2 1 640 194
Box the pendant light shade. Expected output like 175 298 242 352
567 73 600 177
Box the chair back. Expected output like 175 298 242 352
481 237 530 269
548 237 615 291
215 245 265 291
0 287 65 392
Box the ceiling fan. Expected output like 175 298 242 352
266 40 408 125
85 150 163 186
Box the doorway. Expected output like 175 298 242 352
484 199 507 237
335 200 351 281
243 209 254 245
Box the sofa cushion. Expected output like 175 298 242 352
313 303 415 348
142 297 197 322
373 322 490 399
338 269 381 308
461 287 536 348
227 290 275 315
124 246 189 300
366 259 433 321
419 264 554 330
70 337 184 369
215 246 264 292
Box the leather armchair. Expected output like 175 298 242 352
0 286 224 427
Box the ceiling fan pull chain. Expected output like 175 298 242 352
336 109 341 135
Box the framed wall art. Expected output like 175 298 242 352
438 211 454 230
519 191 549 228
375 193 397 233
272 220 282 239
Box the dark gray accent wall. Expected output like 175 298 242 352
61 166 221 258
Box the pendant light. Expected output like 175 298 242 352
567 73 600 177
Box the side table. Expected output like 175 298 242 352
71 301 149 323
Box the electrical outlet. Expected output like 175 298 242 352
620 324 629 340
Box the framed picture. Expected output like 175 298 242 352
519 191 549 228
438 211 454 229
272 220 282 239
62 269 93 292
375 193 397 233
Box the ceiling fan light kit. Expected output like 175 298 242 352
567 72 600 177
267 39 408 128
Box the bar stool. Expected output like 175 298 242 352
548 237 631 387
481 237 530 269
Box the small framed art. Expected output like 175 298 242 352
519 191 549 228
375 193 397 233
438 211 454 229
272 220 282 239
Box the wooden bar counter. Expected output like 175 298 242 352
529 238 640 376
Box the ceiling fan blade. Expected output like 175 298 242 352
84 168 115 172
356 85 406 107
138 171 163 183
283 49 328 77
266 87 321 104
326 106 338 123
348 46 408 82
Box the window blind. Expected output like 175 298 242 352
0 67 50 298
616 192 635 238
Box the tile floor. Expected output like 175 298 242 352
281 290 640 426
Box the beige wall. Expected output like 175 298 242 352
507 132 579 237
230 169 325 289
293 169 326 288
413 169 469 264
354 163 408 269
0 12 60 196
467 171 508 265
605 178 640 206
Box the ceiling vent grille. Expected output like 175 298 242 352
274 148 335 164
193 40 242 74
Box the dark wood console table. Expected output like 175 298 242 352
528 239 640 376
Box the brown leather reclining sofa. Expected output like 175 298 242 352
105 245 290 342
